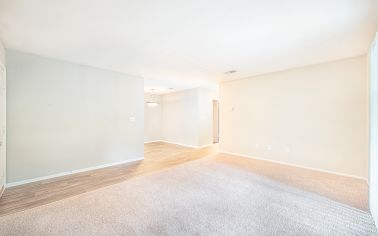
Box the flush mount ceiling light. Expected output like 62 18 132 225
145 90 160 107
146 102 159 107
224 70 237 75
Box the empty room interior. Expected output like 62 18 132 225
1 1 378 235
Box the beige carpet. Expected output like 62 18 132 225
0 159 377 236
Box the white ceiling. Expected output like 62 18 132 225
1 0 378 93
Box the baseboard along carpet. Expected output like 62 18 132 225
0 158 376 235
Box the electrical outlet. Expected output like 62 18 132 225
129 117 135 122
267 145 273 151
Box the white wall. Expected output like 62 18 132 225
161 89 199 147
220 56 368 178
144 93 162 142
369 33 378 227
6 50 144 184
160 87 217 147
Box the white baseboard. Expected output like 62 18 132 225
158 140 213 149
0 185 4 199
6 157 144 188
197 143 215 148
220 150 367 181
144 140 163 144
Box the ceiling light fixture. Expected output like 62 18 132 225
146 102 159 107
224 70 237 75
145 91 160 107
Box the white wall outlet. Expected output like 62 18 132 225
267 145 273 151
129 117 135 122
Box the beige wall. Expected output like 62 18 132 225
6 50 144 184
0 41 5 189
220 56 368 178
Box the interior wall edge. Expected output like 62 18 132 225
0 40 5 198
368 31 378 228
0 40 4 65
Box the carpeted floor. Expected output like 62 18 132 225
0 159 376 236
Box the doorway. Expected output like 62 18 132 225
213 100 219 144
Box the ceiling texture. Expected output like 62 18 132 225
1 0 378 92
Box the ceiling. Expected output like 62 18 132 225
1 0 378 93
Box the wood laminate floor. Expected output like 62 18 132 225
0 142 217 216
0 142 368 216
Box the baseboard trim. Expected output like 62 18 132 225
159 140 213 149
198 143 214 148
144 140 163 144
6 157 144 188
220 150 367 181
0 185 4 199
